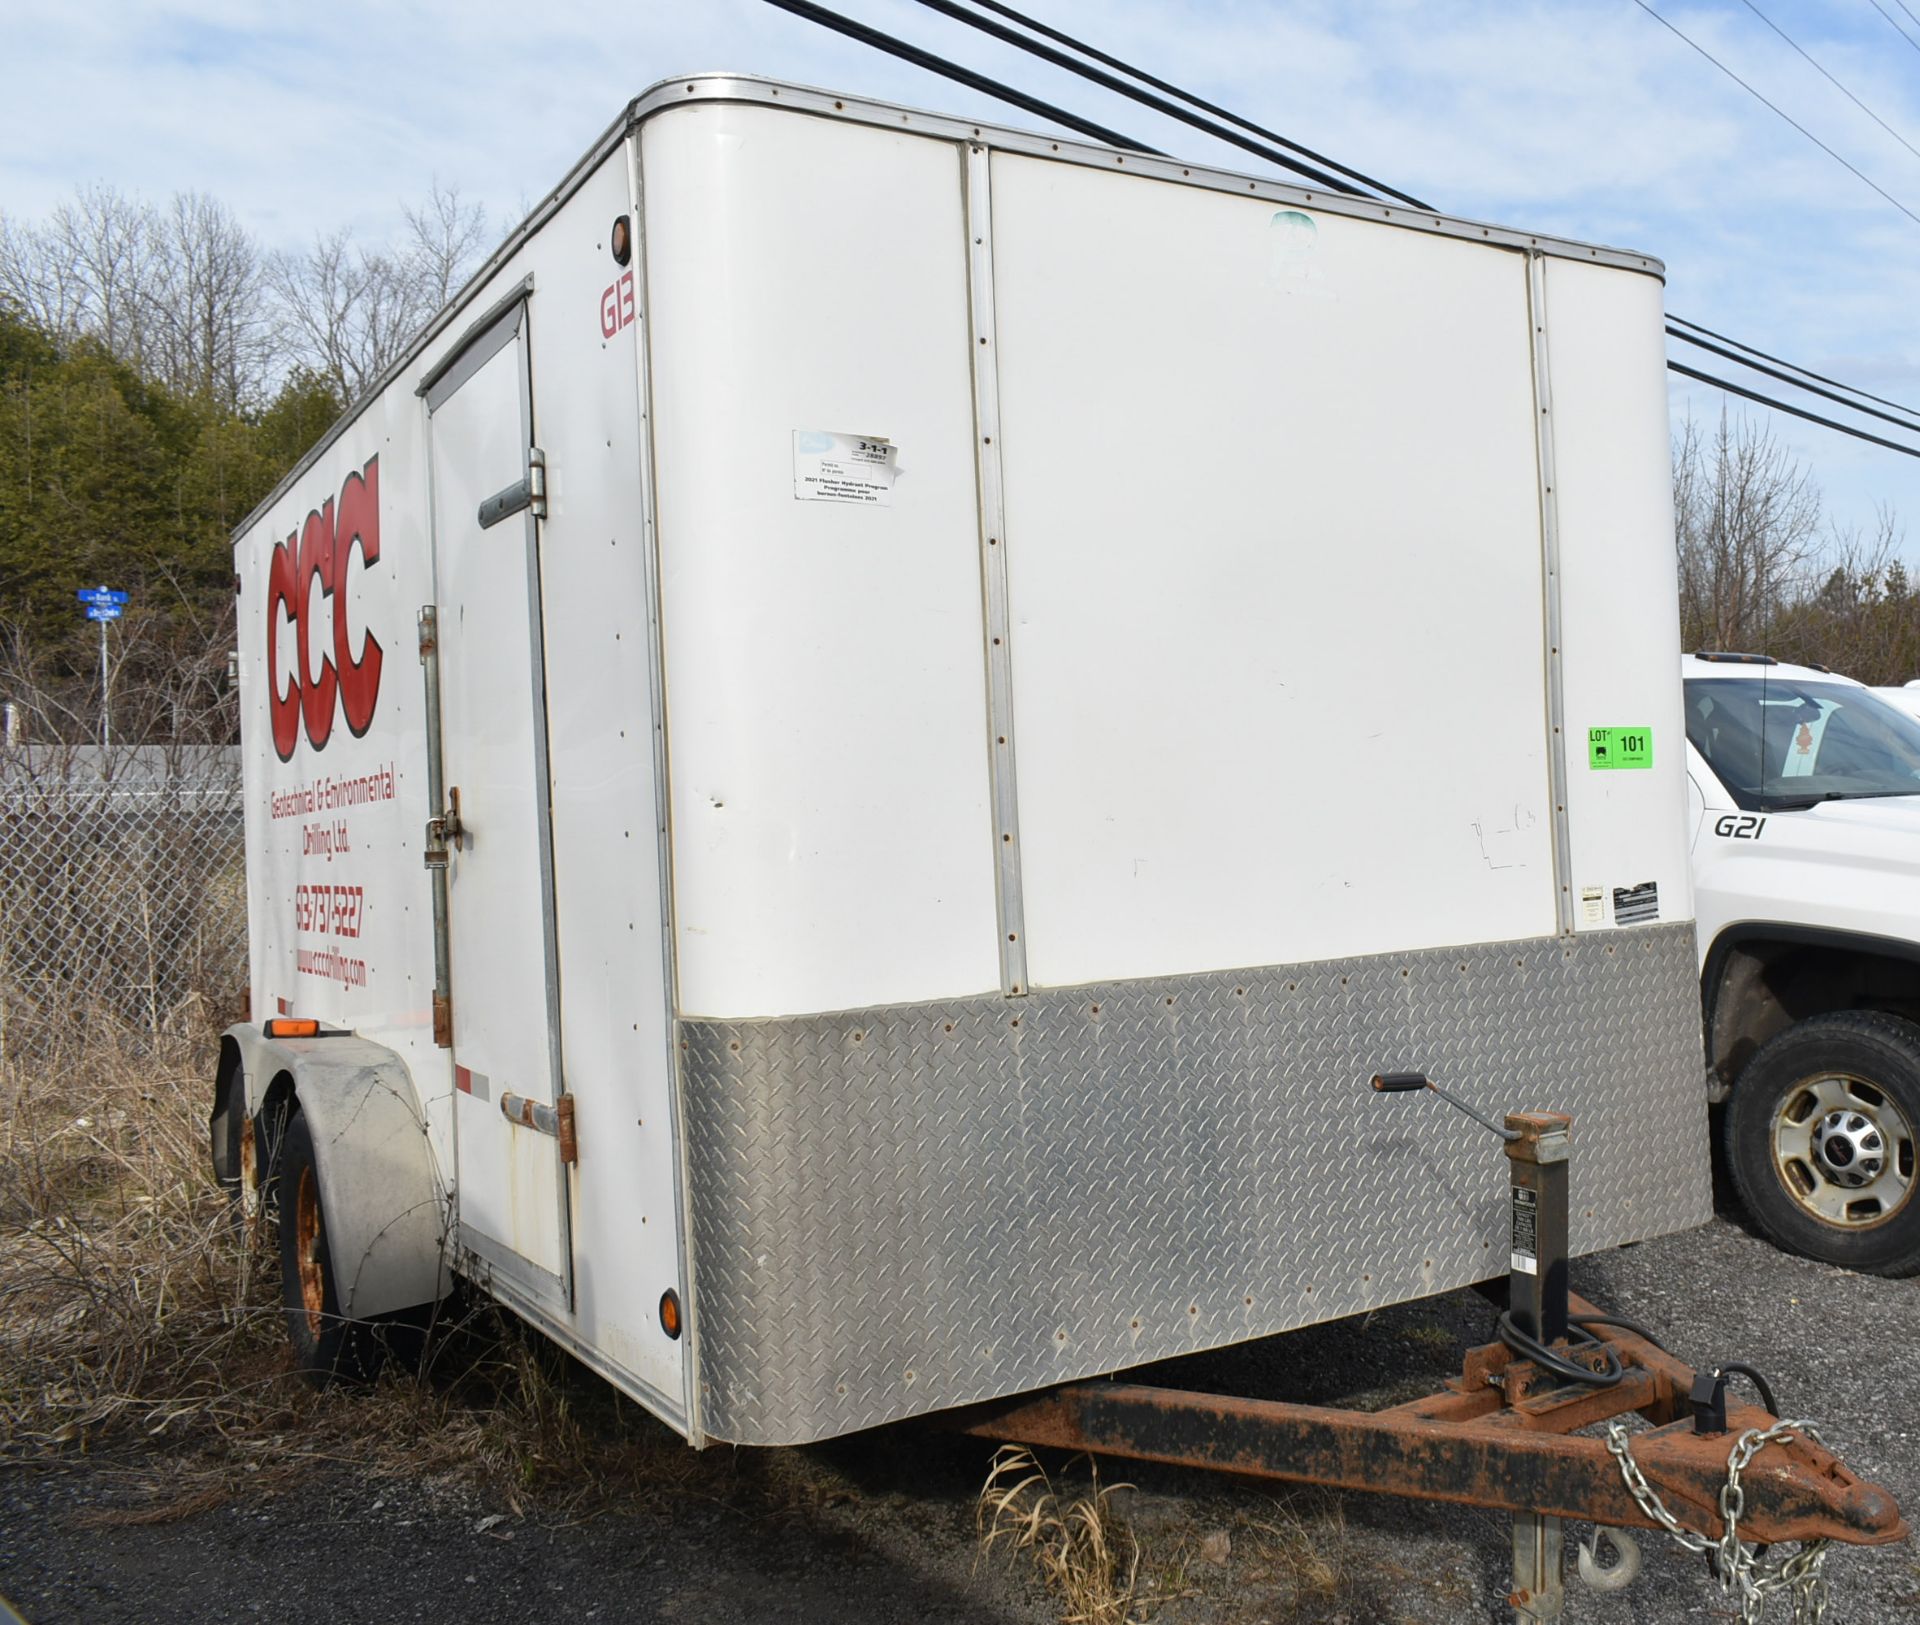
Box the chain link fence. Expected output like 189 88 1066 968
0 745 245 1059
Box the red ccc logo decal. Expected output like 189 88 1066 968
266 455 382 761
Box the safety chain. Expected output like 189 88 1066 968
1603 1419 1832 1624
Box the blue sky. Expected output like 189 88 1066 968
5 0 1919 551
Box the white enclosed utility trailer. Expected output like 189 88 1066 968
214 75 1708 1449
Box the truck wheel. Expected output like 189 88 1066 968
276 1109 383 1384
1726 1011 1920 1277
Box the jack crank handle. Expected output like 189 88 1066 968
1369 1072 1521 1142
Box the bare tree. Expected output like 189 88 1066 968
5 180 485 411
5 186 272 403
146 192 269 407
1673 410 1824 654
402 180 487 307
0 210 86 342
270 183 487 402
0 185 161 364
267 230 430 402
60 185 159 367
1770 508 1920 684
0 599 237 753
1672 410 1920 682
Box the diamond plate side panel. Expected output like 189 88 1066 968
682 923 1708 1445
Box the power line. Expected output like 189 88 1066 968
933 0 1433 208
901 0 1370 196
1898 0 1920 32
1670 362 1920 459
1668 315 1920 424
1629 0 1920 229
758 0 1157 152
1865 0 1920 57
1737 0 1920 166
1668 324 1920 434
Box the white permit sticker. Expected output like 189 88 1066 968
793 430 897 506
1580 886 1605 926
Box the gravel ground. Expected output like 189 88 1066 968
3 1213 1916 1624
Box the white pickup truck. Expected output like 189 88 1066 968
1685 652 1920 1275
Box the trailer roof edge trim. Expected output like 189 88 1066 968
231 71 1665 545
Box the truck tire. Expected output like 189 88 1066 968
275 1109 383 1384
1725 1011 1920 1277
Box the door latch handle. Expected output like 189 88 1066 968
423 787 466 870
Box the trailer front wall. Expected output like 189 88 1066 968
637 96 1707 1447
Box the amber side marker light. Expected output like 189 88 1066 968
659 1288 682 1340
264 1018 320 1038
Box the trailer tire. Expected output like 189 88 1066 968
1725 1011 1920 1277
211 1059 244 1205
276 1109 384 1384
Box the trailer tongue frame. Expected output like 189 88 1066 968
956 1099 1906 1621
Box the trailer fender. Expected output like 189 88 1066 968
221 1024 452 1320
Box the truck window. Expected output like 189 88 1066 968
1684 677 1920 811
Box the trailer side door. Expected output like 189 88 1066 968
423 294 573 1311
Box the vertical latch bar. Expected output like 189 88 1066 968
418 605 455 1048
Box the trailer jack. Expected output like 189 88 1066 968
956 1083 1905 1621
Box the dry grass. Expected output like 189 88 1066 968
1242 1495 1347 1605
978 1445 1143 1625
0 1013 703 1523
0 1016 280 1454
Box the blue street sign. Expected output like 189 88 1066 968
85 604 123 621
76 588 129 606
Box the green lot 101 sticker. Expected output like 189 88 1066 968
1588 727 1653 770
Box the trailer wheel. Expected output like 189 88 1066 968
211 1059 243 1202
276 1109 383 1384
1725 1011 1920 1276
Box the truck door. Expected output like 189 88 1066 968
423 294 572 1311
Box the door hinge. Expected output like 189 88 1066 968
500 1090 577 1164
527 446 547 519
